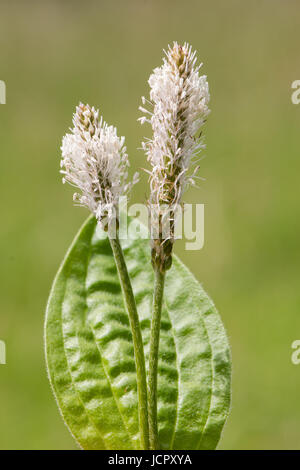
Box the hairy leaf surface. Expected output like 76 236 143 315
45 216 231 450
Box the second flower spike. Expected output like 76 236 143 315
139 42 210 272
61 103 138 229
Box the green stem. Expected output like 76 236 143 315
148 267 165 450
109 235 149 450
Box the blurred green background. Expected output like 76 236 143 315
0 0 299 450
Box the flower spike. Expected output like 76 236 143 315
139 42 210 271
61 103 138 228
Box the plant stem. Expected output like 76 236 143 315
109 235 149 450
148 267 165 450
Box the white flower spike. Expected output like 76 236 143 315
61 103 138 228
139 42 210 271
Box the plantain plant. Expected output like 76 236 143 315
45 43 231 450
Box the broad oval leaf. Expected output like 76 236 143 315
45 215 231 450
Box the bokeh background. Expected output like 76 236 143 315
0 0 299 450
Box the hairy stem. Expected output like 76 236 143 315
148 267 165 449
109 235 149 450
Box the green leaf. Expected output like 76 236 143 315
45 215 231 450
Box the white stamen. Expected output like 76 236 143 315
139 42 210 213
61 103 138 226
